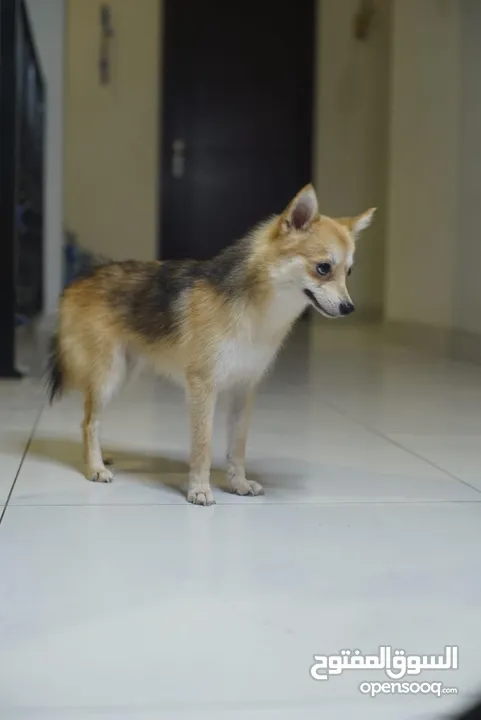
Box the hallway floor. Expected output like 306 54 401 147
0 322 480 719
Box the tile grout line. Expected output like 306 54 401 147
367 428 481 496
0 402 45 526
318 398 481 498
6 499 481 509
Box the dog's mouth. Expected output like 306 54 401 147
303 289 338 318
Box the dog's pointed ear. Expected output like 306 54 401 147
352 207 376 236
281 184 319 233
338 208 376 239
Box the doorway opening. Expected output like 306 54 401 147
159 0 316 261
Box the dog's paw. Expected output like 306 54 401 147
230 477 264 497
187 485 215 506
87 467 114 483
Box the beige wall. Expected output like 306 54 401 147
386 0 481 344
65 0 160 261
385 0 460 329
314 0 391 316
456 0 481 336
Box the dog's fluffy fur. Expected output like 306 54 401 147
47 184 374 505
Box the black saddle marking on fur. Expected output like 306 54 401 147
108 238 256 342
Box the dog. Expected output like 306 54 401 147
47 184 375 505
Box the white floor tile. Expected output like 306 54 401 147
308 324 481 436
9 397 478 505
387 433 481 490
1 323 481 719
0 503 479 718
0 379 43 504
9 346 479 506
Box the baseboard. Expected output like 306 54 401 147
384 320 481 366
352 306 384 324
450 327 481 365
383 320 452 356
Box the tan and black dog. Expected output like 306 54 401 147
48 184 374 505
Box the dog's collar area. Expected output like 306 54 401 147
303 289 336 317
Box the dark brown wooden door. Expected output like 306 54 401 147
160 0 315 261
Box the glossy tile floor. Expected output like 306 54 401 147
1 321 480 719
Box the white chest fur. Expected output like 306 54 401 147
213 285 306 388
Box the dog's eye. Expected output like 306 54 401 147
348 267 352 276
316 262 331 277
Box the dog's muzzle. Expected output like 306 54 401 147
303 290 355 318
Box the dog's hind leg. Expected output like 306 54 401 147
83 390 112 483
82 346 126 483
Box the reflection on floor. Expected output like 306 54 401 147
0 320 480 719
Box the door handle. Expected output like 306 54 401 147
171 139 186 179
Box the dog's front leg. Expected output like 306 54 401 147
186 374 216 506
226 384 264 497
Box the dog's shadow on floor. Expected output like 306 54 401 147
19 435 274 498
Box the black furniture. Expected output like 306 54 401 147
0 0 45 377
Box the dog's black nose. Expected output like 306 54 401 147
340 302 355 316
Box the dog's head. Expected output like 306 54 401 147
271 184 375 318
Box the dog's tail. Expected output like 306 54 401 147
46 333 64 404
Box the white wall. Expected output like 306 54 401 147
314 0 391 316
385 0 460 329
25 0 65 316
